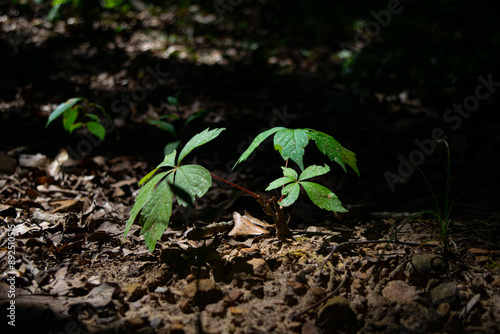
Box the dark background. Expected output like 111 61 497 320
1 0 499 215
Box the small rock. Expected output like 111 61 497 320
317 296 358 331
144 264 171 290
250 285 264 298
246 258 270 278
301 321 322 334
224 289 244 305
0 152 17 174
169 323 184 334
430 282 457 304
126 317 146 330
287 321 302 332
289 281 308 296
437 302 451 318
408 254 447 275
234 272 264 289
491 277 500 287
149 317 163 329
205 300 226 317
183 279 223 306
382 280 417 303
123 283 147 302
399 302 432 333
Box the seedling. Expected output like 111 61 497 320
147 91 212 155
46 97 113 141
124 127 359 251
412 140 454 252
386 140 454 253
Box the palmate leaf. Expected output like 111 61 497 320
265 176 295 191
279 182 300 207
140 177 174 251
63 108 79 132
301 182 348 212
167 164 212 207
138 150 177 186
46 97 85 127
306 129 359 176
87 121 106 140
123 171 171 241
299 164 330 181
233 127 285 169
273 128 309 170
177 127 225 164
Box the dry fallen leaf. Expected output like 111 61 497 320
228 212 270 237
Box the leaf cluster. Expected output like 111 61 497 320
234 127 359 175
234 127 359 211
46 97 112 141
123 128 225 251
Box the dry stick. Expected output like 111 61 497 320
289 254 349 321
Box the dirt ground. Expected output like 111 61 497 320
1 3 500 333
1 154 500 333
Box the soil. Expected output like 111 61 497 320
1 3 500 334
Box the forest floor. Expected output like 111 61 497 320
1 157 500 334
1 3 500 333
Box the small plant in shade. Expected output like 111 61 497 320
46 97 113 141
147 91 212 155
123 127 359 251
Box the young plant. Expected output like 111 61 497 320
413 140 454 252
124 128 225 251
46 97 113 141
234 127 359 238
123 127 359 251
147 91 212 155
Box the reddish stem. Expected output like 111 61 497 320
210 173 260 199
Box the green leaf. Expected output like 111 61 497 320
233 127 284 169
279 182 300 207
46 97 85 128
85 113 99 121
86 121 106 140
177 128 225 164
282 167 298 179
167 164 212 207
167 96 179 107
63 108 78 132
147 119 177 136
164 140 180 156
160 114 180 120
139 177 173 251
102 0 124 9
138 150 177 186
340 147 360 177
306 129 359 176
301 182 348 212
47 2 63 22
299 164 330 181
266 176 295 191
123 171 170 241
69 122 83 133
185 109 211 126
273 129 309 170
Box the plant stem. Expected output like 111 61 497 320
210 173 292 240
210 173 259 199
